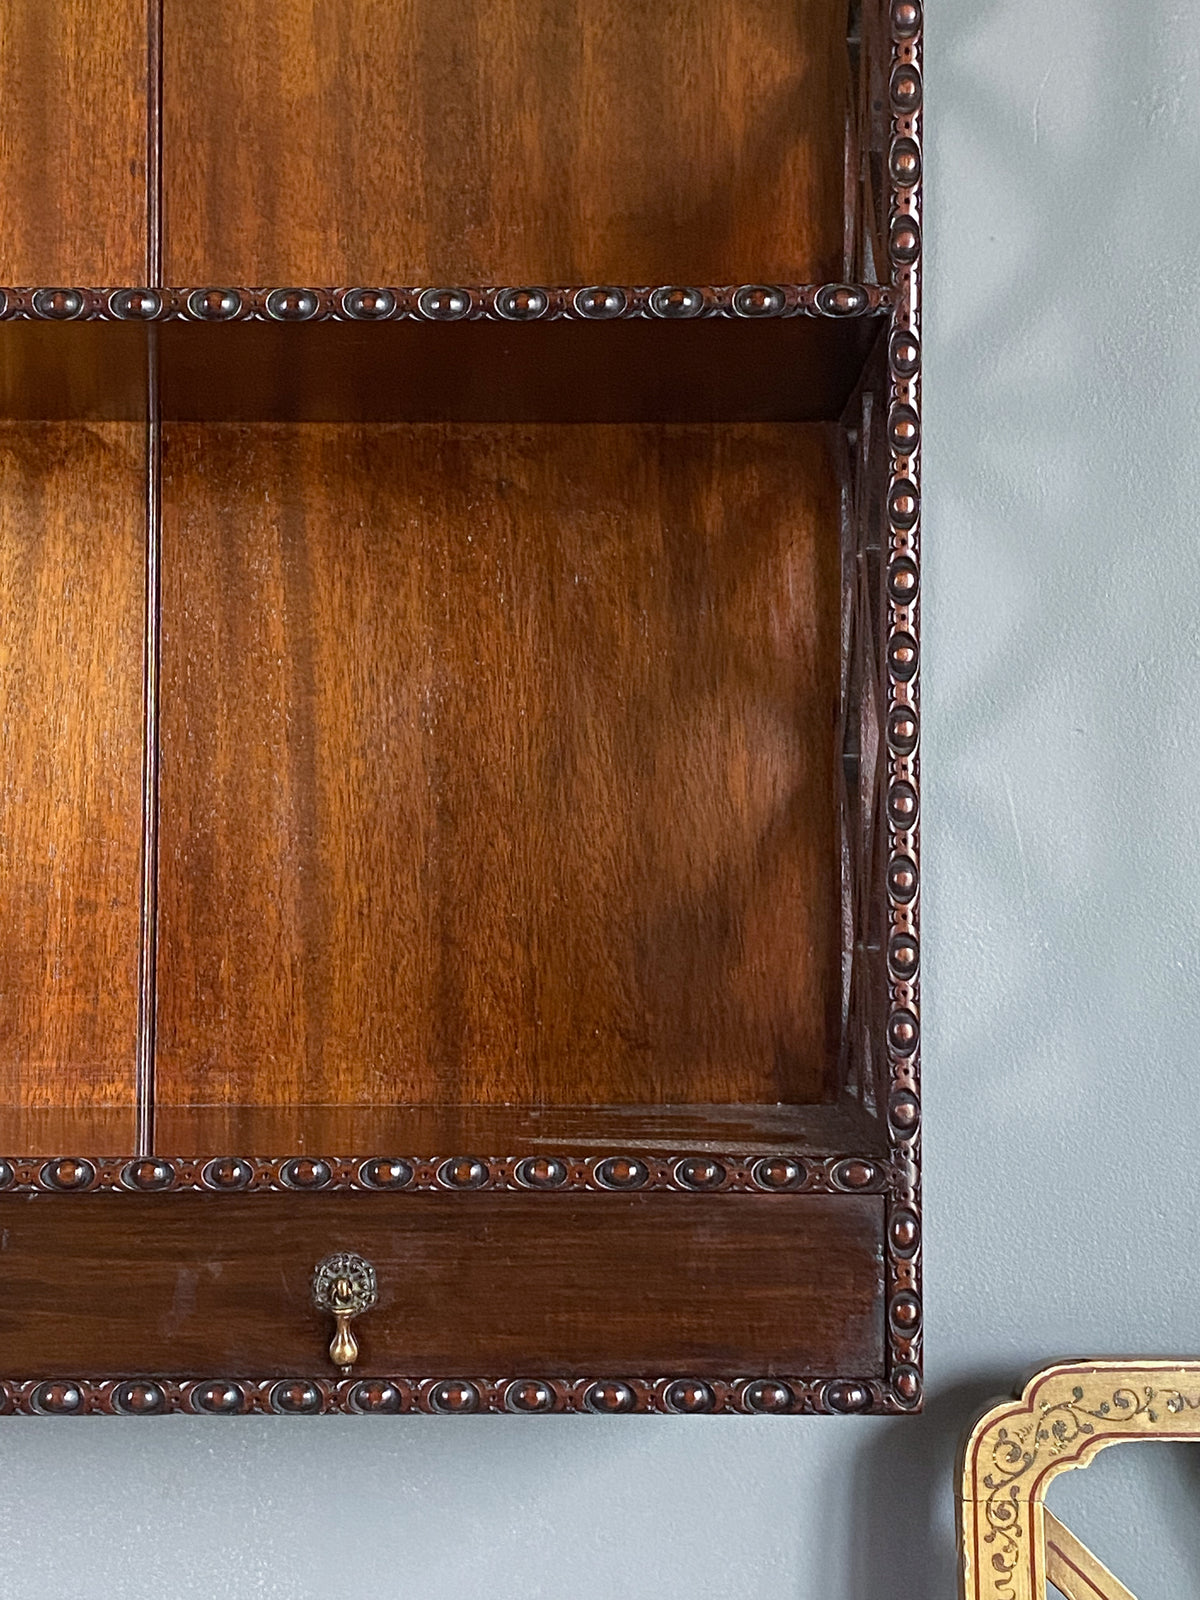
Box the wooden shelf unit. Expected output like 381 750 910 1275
0 0 921 1416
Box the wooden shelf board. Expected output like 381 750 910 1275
0 1100 881 1160
0 292 885 422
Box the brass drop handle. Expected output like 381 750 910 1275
312 1253 378 1374
328 1277 360 1370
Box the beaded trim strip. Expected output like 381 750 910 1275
0 1152 893 1196
0 282 886 323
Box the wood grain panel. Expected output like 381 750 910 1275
0 1191 885 1375
0 322 149 422
156 423 840 1108
0 423 145 1121
0 1109 144 1157
163 0 848 285
0 0 147 281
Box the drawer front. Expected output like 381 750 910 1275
0 1192 883 1382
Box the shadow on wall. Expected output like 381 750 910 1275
845 1377 1004 1600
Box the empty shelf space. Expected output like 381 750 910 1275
0 284 886 423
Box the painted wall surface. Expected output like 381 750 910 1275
4 2 1200 1595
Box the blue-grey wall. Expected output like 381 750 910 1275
5 3 1199 1593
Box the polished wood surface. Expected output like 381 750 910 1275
0 424 144 1120
162 0 849 284
155 422 841 1108
0 323 149 423
0 1109 141 1156
0 1191 885 1375
152 1099 883 1157
0 0 147 281
0 1100 881 1159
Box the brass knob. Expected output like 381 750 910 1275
312 1253 377 1373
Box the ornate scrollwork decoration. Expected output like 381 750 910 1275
960 1360 1200 1599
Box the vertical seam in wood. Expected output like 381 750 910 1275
146 0 163 285
136 335 161 1156
136 0 165 1155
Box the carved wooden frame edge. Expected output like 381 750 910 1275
0 283 887 323
877 0 923 1412
0 1150 897 1196
5 1371 908 1417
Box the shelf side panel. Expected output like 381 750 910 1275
0 0 148 281
0 423 146 1124
155 421 841 1109
162 0 849 284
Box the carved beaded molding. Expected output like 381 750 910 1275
881 0 923 1411
0 1152 895 1197
0 282 886 323
4 1374 895 1418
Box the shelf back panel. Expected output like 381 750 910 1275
0 0 148 282
162 0 850 285
0 422 145 1122
154 421 841 1109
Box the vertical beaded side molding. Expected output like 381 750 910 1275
836 0 923 1414
835 0 922 1415
882 0 923 1416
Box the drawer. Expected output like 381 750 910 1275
0 1191 884 1409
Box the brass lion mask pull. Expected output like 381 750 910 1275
312 1253 378 1373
